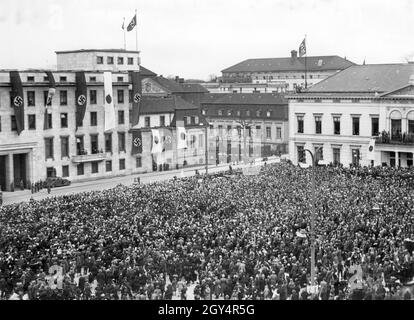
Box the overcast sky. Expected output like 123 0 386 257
0 0 413 80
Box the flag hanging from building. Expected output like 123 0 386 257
161 128 174 152
367 138 376 160
130 71 142 127
151 129 163 153
104 72 116 131
299 38 306 57
44 71 56 130
127 13 137 32
176 121 188 149
131 130 143 155
75 72 87 131
9 71 25 135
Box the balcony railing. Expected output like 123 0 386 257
375 131 414 145
71 152 107 163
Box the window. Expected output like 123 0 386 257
28 114 36 130
118 132 126 152
105 133 112 153
227 110 232 116
297 115 304 133
61 136 69 158
256 110 261 117
246 110 251 117
46 113 53 129
117 57 124 65
62 165 69 178
256 125 261 137
218 110 223 116
160 115 165 127
106 160 112 172
310 75 313 79
117 76 124 82
90 90 97 104
407 112 414 134
60 91 67 105
97 56 104 64
90 134 99 154
11 116 17 131
266 127 271 139
136 157 142 168
352 149 360 166
76 136 84 155
333 116 341 135
191 116 196 124
352 98 360 103
61 113 68 128
315 116 322 134
297 145 305 163
371 117 379 136
390 110 402 140
267 111 271 117
218 125 223 136
195 116 199 124
315 147 323 162
107 56 114 64
118 110 125 125
119 159 126 170
27 76 35 82
59 76 67 82
27 91 35 106
276 127 282 139
45 137 54 160
43 91 49 105
46 167 55 178
352 117 360 135
91 161 99 174
77 163 84 175
333 148 340 165
128 57 134 65
236 110 241 116
89 77 97 82
145 117 150 127
198 134 204 148
117 90 124 104
90 111 97 127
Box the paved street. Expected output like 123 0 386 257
2 160 276 206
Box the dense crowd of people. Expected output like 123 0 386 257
0 162 413 300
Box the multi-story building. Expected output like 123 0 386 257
220 50 356 92
0 49 207 191
200 93 289 164
288 63 414 167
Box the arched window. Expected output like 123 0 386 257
389 110 402 139
407 111 414 134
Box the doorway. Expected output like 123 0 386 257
0 156 6 191
13 153 27 188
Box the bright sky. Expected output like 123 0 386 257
0 0 413 80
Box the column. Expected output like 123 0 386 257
26 151 33 187
396 151 399 168
5 153 14 191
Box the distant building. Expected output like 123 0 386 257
220 50 356 92
200 93 289 164
0 49 207 191
288 63 414 167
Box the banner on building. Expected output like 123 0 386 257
130 71 142 127
161 128 174 152
9 71 25 135
151 129 163 153
44 71 56 130
367 138 376 160
104 72 116 131
75 72 87 130
176 121 187 149
132 130 143 155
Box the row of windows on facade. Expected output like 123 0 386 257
6 89 133 107
96 56 137 65
296 145 363 166
25 75 127 83
213 124 282 140
44 132 128 160
296 115 380 136
49 157 141 179
203 109 274 118
0 110 128 132
225 73 322 80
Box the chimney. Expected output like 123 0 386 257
291 50 298 59
179 78 184 84
175 76 179 82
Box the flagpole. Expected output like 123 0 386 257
123 17 126 50
305 34 307 89
135 9 138 51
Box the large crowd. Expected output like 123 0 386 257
0 162 413 300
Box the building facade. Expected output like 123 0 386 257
288 63 414 168
0 49 207 191
221 50 356 92
200 93 289 164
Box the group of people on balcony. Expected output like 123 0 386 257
376 130 414 143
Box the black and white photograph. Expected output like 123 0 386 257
0 0 413 315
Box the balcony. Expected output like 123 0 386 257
71 151 107 163
375 131 414 145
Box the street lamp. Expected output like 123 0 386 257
201 121 211 175
302 147 321 290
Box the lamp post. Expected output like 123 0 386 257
201 122 210 175
303 147 320 290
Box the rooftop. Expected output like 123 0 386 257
222 55 355 73
201 92 287 105
55 49 140 54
